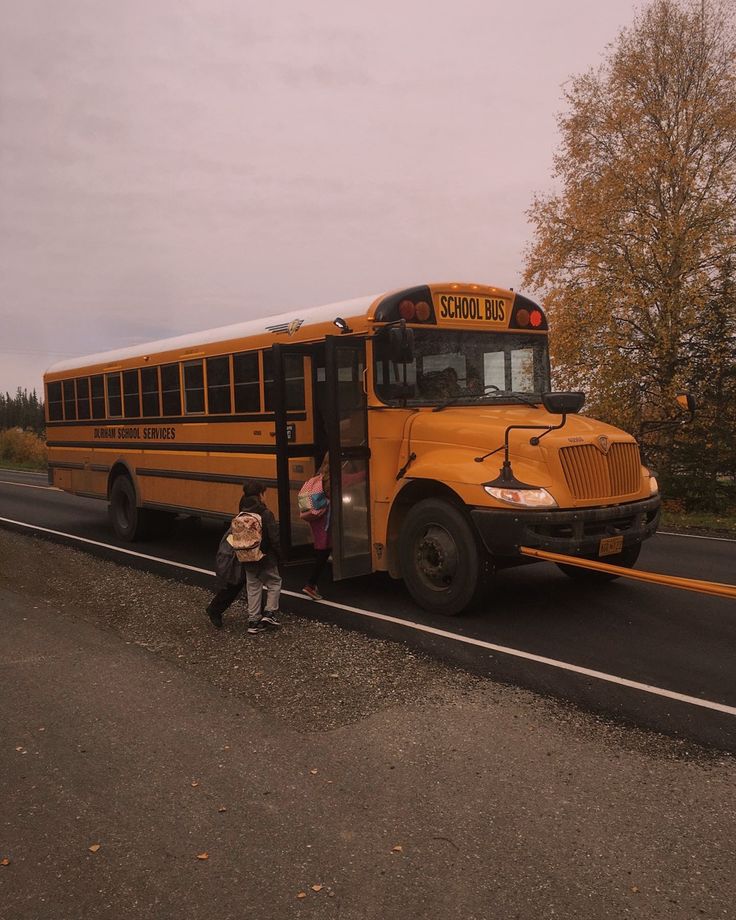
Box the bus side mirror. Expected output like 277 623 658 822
388 324 415 364
542 391 585 415
676 392 696 414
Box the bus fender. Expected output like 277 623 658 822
107 460 140 505
385 477 467 579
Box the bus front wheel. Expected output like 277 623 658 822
109 475 149 541
556 543 641 582
399 498 482 616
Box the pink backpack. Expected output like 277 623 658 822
228 512 264 562
298 474 329 521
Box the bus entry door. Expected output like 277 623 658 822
325 336 372 579
271 342 315 561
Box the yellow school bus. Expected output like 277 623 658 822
44 283 660 614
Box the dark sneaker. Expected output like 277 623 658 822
260 613 281 629
247 620 268 635
207 608 223 628
302 585 323 601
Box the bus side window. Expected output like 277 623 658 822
263 352 305 411
123 369 141 417
77 377 91 420
207 355 232 414
183 361 205 414
106 373 122 418
91 375 106 419
63 379 77 421
161 364 182 416
233 352 260 412
47 381 63 421
141 366 160 417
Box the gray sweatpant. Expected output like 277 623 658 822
244 557 282 621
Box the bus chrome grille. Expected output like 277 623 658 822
559 442 641 500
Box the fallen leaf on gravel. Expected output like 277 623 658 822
15 747 25 753
311 884 323 892
1 857 10 866
391 845 403 853
328 673 339 678
196 852 209 860
218 806 227 813
296 891 307 899
191 781 200 787
631 885 640 893
309 769 318 775
38 727 45 732
88 844 101 853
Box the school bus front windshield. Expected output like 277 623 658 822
373 329 551 406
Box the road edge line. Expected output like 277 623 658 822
0 514 734 719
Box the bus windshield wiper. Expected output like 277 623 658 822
481 391 540 408
432 384 501 412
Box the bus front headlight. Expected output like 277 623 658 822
648 475 659 495
484 486 558 508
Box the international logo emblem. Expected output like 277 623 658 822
596 435 610 454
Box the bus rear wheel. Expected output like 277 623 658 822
399 498 482 616
109 475 150 542
556 543 641 582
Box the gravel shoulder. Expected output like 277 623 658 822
1 530 735 919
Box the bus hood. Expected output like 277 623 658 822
408 406 632 457
403 406 647 506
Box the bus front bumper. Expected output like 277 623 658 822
470 495 661 558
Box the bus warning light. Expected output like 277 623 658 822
516 309 530 327
415 300 431 321
530 310 543 328
399 299 416 320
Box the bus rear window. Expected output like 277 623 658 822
47 382 63 421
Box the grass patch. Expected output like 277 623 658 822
660 509 736 536
0 428 47 471
0 457 47 472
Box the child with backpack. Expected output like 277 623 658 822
298 457 332 601
231 480 283 634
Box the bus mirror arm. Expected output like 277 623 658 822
474 417 567 465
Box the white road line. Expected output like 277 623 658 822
0 480 59 492
0 517 213 576
1 514 734 719
658 530 736 544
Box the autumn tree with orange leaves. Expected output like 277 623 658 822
524 0 736 508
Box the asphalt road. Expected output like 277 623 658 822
1 469 735 751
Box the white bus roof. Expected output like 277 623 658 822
46 294 378 376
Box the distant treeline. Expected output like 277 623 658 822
0 388 45 435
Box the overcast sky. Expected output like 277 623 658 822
0 0 641 395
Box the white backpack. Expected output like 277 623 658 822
227 511 264 562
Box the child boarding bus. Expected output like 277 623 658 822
44 283 661 615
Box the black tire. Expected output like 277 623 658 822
556 543 641 582
109 475 150 541
399 498 484 615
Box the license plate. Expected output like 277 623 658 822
598 535 624 557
